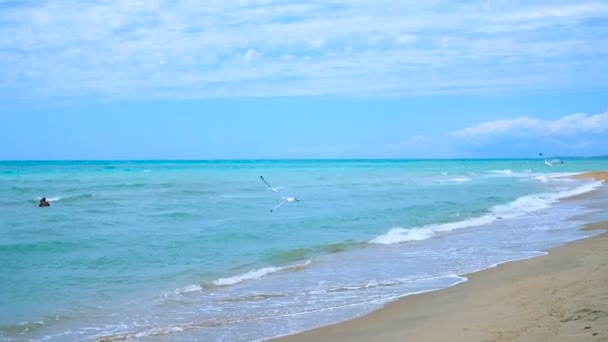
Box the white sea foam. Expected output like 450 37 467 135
158 283 204 303
370 228 434 244
209 260 312 287
549 173 583 182
180 284 202 293
36 193 92 202
450 177 472 183
371 180 603 245
491 169 513 175
535 173 581 183
491 169 546 178
134 326 185 338
165 284 202 297
43 196 62 202
35 196 60 202
437 176 472 184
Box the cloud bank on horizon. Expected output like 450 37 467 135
439 111 608 158
1 0 608 102
451 112 608 139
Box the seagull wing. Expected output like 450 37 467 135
260 176 274 189
270 198 288 212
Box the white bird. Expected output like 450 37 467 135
270 196 299 212
540 153 564 167
544 158 563 167
260 176 284 192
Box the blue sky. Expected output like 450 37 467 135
1 0 607 160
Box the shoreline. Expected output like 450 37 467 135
273 172 608 342
273 223 608 342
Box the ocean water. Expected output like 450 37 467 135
1 158 608 341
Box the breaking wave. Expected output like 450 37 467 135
371 180 603 245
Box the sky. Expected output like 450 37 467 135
0 0 607 160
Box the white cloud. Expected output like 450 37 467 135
243 48 261 60
396 35 417 45
410 134 432 143
450 111 608 139
1 1 608 102
499 3 608 21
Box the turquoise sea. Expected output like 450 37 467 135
1 159 608 341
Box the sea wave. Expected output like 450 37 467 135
161 260 315 301
157 211 202 220
0 313 68 340
488 169 548 178
96 274 469 342
34 193 93 203
205 260 312 288
440 177 472 183
265 241 364 264
308 276 446 295
490 169 513 175
535 172 581 183
370 179 603 245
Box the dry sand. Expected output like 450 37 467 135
274 172 608 342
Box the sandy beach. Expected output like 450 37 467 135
573 171 608 181
274 172 608 342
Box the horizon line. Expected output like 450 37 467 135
1 156 607 162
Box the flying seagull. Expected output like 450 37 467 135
270 196 299 212
260 176 284 192
544 158 563 167
539 153 563 167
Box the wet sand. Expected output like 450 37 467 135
274 172 608 342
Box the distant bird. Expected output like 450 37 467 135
260 176 284 192
539 153 563 166
270 196 299 212
544 158 564 167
